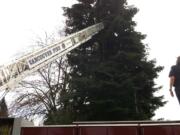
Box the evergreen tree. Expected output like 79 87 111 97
62 0 165 122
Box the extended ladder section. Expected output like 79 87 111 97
0 23 104 90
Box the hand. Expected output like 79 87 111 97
170 89 174 97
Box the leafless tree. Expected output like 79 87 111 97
9 34 71 122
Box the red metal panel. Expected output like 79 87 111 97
108 126 138 135
172 125 180 135
21 127 47 135
79 126 107 135
47 127 75 135
142 126 173 135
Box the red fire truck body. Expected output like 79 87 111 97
21 122 180 135
2 118 180 135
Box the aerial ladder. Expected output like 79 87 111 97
0 23 104 90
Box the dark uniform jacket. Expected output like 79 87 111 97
169 65 180 87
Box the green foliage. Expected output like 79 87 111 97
44 110 74 125
47 0 165 124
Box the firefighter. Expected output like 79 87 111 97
169 56 180 103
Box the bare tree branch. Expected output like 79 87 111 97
9 35 71 122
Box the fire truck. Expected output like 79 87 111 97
0 23 180 135
1 118 180 135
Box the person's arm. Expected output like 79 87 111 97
169 76 175 97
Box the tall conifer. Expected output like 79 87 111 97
62 0 165 122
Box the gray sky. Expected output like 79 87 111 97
0 0 180 120
128 0 180 120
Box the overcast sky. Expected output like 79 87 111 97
128 0 180 120
0 0 180 120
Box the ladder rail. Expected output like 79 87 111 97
0 23 104 90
